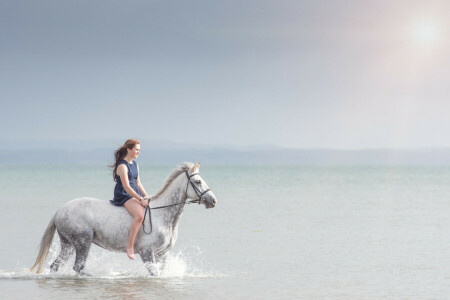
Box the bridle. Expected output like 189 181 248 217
142 170 211 234
184 171 211 205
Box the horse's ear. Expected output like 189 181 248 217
192 162 200 173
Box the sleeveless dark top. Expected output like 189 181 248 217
110 160 143 206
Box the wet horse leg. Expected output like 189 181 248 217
50 232 74 272
71 231 94 274
139 248 158 276
156 252 169 272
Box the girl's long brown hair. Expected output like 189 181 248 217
110 139 140 181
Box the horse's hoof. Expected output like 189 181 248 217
74 269 92 277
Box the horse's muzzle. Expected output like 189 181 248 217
204 194 217 209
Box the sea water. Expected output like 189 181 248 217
0 164 449 299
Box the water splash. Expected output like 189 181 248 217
1 240 224 280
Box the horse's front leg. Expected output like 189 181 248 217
139 248 158 276
156 251 169 272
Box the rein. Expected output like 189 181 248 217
142 171 211 234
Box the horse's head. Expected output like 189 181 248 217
186 163 217 209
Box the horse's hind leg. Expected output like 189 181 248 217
71 231 94 274
50 233 74 273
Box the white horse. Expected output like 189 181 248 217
30 162 217 275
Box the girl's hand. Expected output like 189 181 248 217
140 199 149 207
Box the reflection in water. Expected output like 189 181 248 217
35 277 206 299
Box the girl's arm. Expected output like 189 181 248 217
136 165 148 198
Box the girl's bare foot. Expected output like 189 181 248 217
127 247 135 260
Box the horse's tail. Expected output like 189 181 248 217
30 214 57 274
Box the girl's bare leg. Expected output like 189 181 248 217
123 198 144 260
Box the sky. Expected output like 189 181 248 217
0 0 449 149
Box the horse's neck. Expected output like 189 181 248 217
153 173 187 226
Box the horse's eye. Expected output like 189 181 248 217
196 180 201 184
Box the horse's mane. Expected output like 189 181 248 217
151 162 194 200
